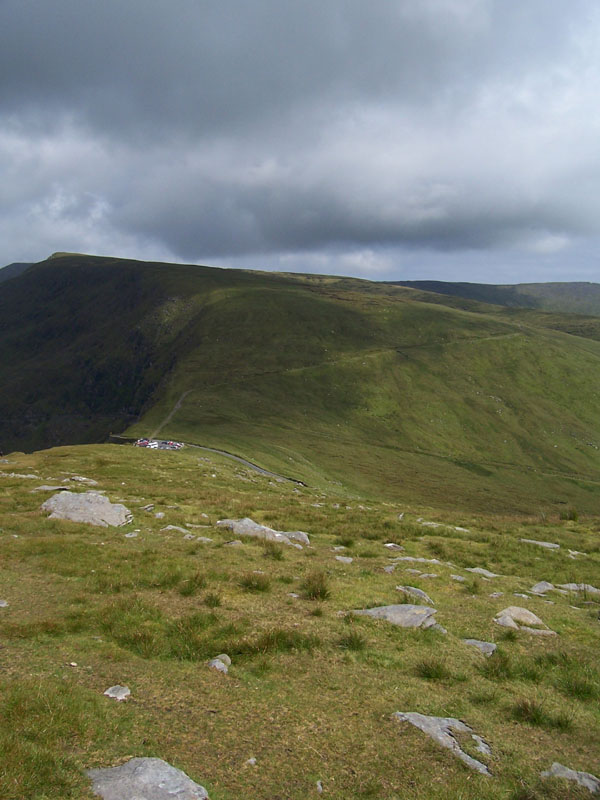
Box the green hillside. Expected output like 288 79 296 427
2 254 600 513
0 443 598 799
394 280 600 317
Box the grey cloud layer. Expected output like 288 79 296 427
1 0 599 279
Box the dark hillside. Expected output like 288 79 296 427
2 254 600 512
0 261 33 284
393 280 600 317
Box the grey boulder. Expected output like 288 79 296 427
530 581 554 594
87 757 209 799
352 604 442 630
520 538 560 550
393 712 491 776
216 517 309 547
494 606 556 635
558 583 600 596
462 639 497 656
396 586 434 605
541 762 599 794
42 491 132 527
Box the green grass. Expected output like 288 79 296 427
0 442 598 799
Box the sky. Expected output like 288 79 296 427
1 0 600 283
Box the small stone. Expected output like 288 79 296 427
223 539 243 547
540 762 600 794
462 639 497 656
419 573 438 579
383 565 396 574
316 780 324 793
184 533 196 540
245 757 257 766
196 537 213 543
215 653 231 667
384 542 404 550
332 545 346 551
103 685 130 701
288 592 300 598
465 567 499 578
396 586 434 605
124 531 138 538
514 593 529 599
155 512 165 519
0 600 9 608
530 581 554 594
140 503 155 511
489 592 504 598
451 574 466 582
207 658 228 674
558 582 600 596
335 556 353 564
161 525 189 534
520 538 560 550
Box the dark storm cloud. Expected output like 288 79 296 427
1 0 599 280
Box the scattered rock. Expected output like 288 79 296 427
335 555 353 564
419 573 438 579
392 712 491 776
462 639 497 656
216 517 309 547
520 538 560 550
103 685 130 701
245 757 257 767
530 581 554 594
332 545 347 551
124 532 139 538
396 586 434 605
160 525 189 534
451 574 466 582
0 472 39 479
223 539 243 547
558 583 600 596
568 549 587 559
207 657 228 674
316 779 324 793
494 606 556 635
42 492 132 527
70 475 99 485
540 762 600 794
396 556 442 565
384 542 404 550
215 653 231 667
489 592 504 598
87 757 209 800
140 503 155 511
465 567 499 578
154 512 165 519
514 593 529 599
31 484 70 492
183 533 196 540
288 592 300 598
352 604 442 631
383 565 396 574
196 537 213 544
0 600 9 608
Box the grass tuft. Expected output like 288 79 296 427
301 570 331 601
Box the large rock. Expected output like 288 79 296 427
41 491 132 527
216 517 309 547
541 762 600 794
558 583 600 596
392 712 491 776
465 567 499 578
494 606 556 635
352 604 442 631
87 757 209 799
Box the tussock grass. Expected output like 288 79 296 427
301 570 331 601
239 572 271 592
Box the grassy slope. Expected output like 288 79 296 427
0 443 598 799
3 255 600 513
394 280 600 317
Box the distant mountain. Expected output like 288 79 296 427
0 262 33 284
392 280 600 316
2 253 600 513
